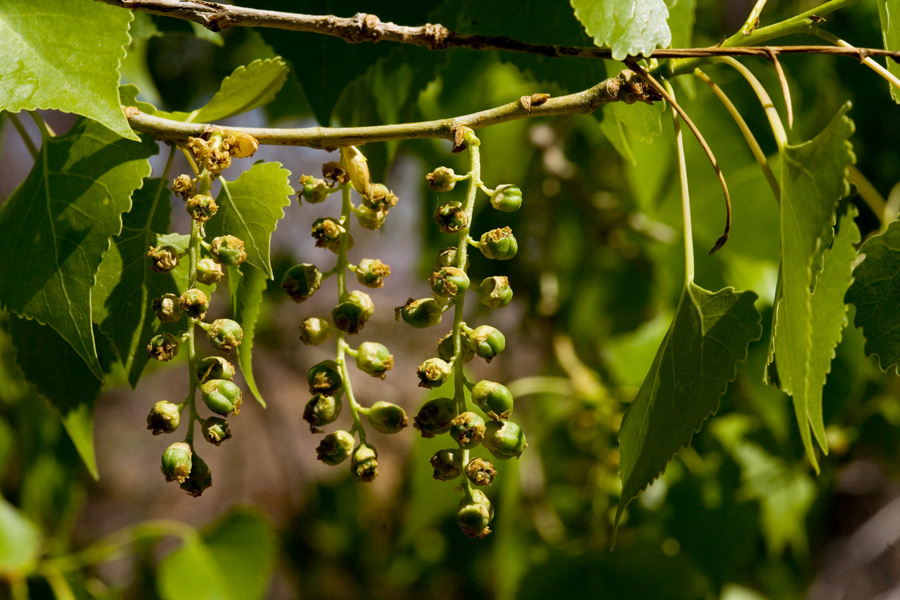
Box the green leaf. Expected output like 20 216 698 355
667 0 696 48
209 162 293 279
0 118 156 380
0 496 42 578
766 105 855 471
9 316 102 479
571 0 671 60
616 283 761 533
92 176 192 388
157 58 289 123
0 0 137 140
229 264 268 407
600 101 665 165
878 0 900 103
158 508 276 600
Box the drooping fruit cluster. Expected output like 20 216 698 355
399 127 527 538
288 146 406 482
148 130 258 496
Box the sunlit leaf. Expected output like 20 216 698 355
600 101 665 165
229 264 268 407
616 283 761 532
0 118 156 379
0 497 42 577
0 0 137 139
571 0 671 60
877 0 900 103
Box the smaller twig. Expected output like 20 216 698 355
742 0 769 36
766 48 794 129
5 112 39 159
716 57 788 149
629 62 731 254
668 81 696 283
812 28 900 93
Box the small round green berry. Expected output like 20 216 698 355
299 317 333 345
152 293 184 323
361 183 397 212
312 217 352 253
437 330 475 363
478 276 513 309
202 416 232 446
470 325 506 362
457 490 493 539
489 184 522 212
450 412 486 449
179 288 209 320
196 356 235 384
147 401 181 435
185 193 218 222
434 201 469 233
483 420 527 459
147 333 179 362
196 258 224 285
172 174 196 199
426 166 457 192
430 448 463 481
416 358 452 389
413 397 459 438
207 319 243 351
308 360 342 395
471 380 514 420
200 379 242 416
435 246 464 270
281 264 322 303
316 430 355 466
430 267 470 299
465 458 497 486
351 443 378 483
299 175 330 204
303 393 341 433
355 204 388 230
210 235 247 266
161 442 192 483
332 291 374 335
355 258 391 288
479 227 518 260
180 453 212 497
355 342 393 378
148 245 179 273
396 298 443 329
367 401 409 434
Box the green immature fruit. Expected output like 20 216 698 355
396 298 443 329
470 326 506 362
210 235 247 266
147 401 181 435
457 490 494 539
281 264 322 303
355 342 394 378
367 401 409 434
450 412 486 449
483 420 527 459
332 291 374 335
208 319 243 351
312 217 352 253
322 161 349 186
303 393 341 432
299 317 333 345
172 174 196 199
202 416 232 446
180 453 212 497
299 175 330 204
430 448 463 481
438 330 475 363
434 201 469 233
308 360 342 395
355 204 388 230
152 293 184 323
361 183 398 212
196 258 224 285
147 333 180 362
435 246 465 270
489 184 523 212
185 193 218 222
413 397 459 438
316 430 355 466
161 442 192 483
196 356 236 384
471 380 514 420
355 258 391 288
416 358 452 389
340 146 371 194
465 458 497 486
430 267 470 299
479 227 518 260
426 166 457 192
201 379 242 416
148 245 179 273
478 276 513 309
351 443 379 483
180 288 209 320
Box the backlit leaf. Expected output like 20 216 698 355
877 0 900 103
0 497 42 578
229 264 268 407
571 0 672 60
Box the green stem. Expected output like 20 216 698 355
668 82 695 285
6 112 38 159
26 111 53 140
42 569 76 600
715 56 788 149
337 337 366 442
741 0 769 35
10 580 28 600
811 27 900 93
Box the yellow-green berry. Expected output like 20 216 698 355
434 201 469 233
152 293 184 323
207 318 243 351
416 358 452 388
355 204 388 230
367 401 409 434
299 175 330 204
396 298 443 329
180 288 209 319
185 194 218 222
426 166 457 192
147 333 179 362
430 448 463 481
308 360 342 395
489 184 522 212
361 183 398 212
470 325 505 362
478 276 513 309
450 412 486 449
196 258 224 285
479 227 517 260
161 442 192 483
281 264 322 303
299 317 333 345
413 397 459 438
332 291 374 334
351 443 378 483
483 420 527 459
471 380 514 420
180 453 212 497
355 342 393 378
200 379 242 416
316 430 354 466
312 217 351 253
355 258 391 288
430 267 470 299
303 393 341 433
202 416 232 445
210 235 247 266
147 401 181 435
465 458 497 486
457 489 493 539
196 356 235 384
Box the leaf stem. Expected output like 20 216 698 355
668 82 695 285
811 27 900 94
6 112 39 159
715 57 788 149
741 0 769 36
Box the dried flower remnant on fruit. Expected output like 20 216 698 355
172 174 196 199
434 201 469 233
355 258 391 288
312 217 350 253
351 443 378 482
208 319 243 351
322 161 349 186
196 258 224 285
427 166 457 192
471 380 514 420
153 293 184 323
148 245 179 273
147 401 181 435
303 393 341 432
332 291 374 334
180 288 209 320
161 442 192 483
316 430 355 466
367 401 408 434
185 194 218 222
355 204 388 230
478 276 513 309
483 420 527 459
479 227 518 260
308 360 342 395
299 175 330 204
180 453 212 497
450 412 486 449
470 325 506 362
201 379 243 416
148 333 180 362
210 235 247 266
202 416 232 445
430 267 470 299
430 448 463 481
457 490 493 538
282 264 322 302
361 183 398 212
196 356 235 383
416 358 452 388
299 317 333 345
465 458 497 486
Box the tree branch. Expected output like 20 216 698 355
96 0 900 62
125 71 660 149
